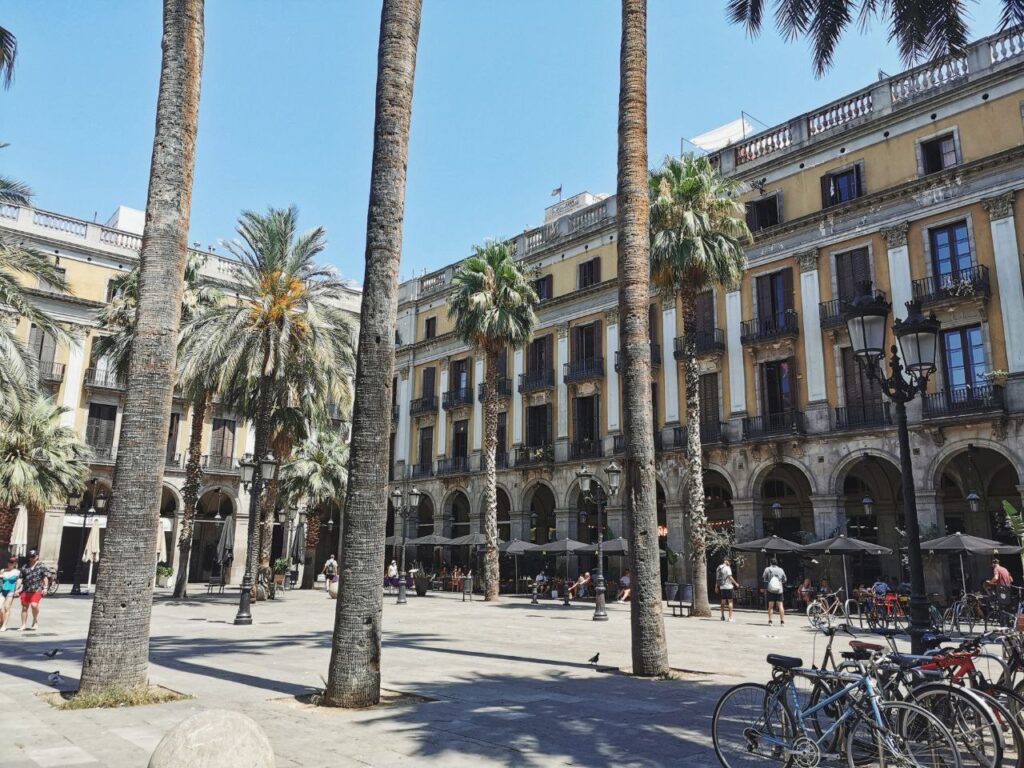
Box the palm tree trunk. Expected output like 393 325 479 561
324 0 421 708
80 0 204 694
481 348 500 601
243 376 273 592
303 514 321 590
172 392 207 598
617 0 668 678
680 290 711 617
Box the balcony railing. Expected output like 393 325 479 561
614 344 661 372
436 456 469 476
85 367 126 390
518 369 555 393
478 378 513 400
563 357 605 383
165 450 183 469
912 265 991 305
742 410 806 440
515 444 554 465
923 384 1005 419
88 444 115 463
569 439 604 460
740 311 799 344
819 289 887 330
833 403 893 430
38 361 65 384
409 395 438 415
675 330 727 359
409 462 433 479
442 388 473 410
496 451 509 469
700 420 727 445
202 455 238 473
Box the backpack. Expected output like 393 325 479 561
767 569 783 594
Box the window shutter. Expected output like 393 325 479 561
577 262 584 289
756 274 772 320
594 320 603 360
852 248 871 293
571 396 579 442
40 331 56 365
745 202 757 231
545 403 552 444
594 394 602 439
593 257 601 284
781 268 794 312
854 162 865 198
820 174 833 209
546 334 554 371
222 420 235 458
696 292 714 334
423 367 435 398
28 324 42 359
570 326 577 361
774 191 784 224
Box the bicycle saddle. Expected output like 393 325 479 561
766 654 802 670
849 640 883 652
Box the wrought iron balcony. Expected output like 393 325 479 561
518 369 554 393
742 410 806 440
85 367 125 390
515 444 553 465
436 456 470 476
165 450 183 470
700 420 727 445
409 395 438 416
832 403 892 430
478 378 513 400
614 345 661 372
613 434 626 454
38 361 65 384
740 311 799 344
676 329 727 358
88 444 116 463
409 462 433 479
569 439 604 460
563 357 605 383
202 455 238 473
496 451 509 469
819 289 887 330
912 265 991 305
442 387 473 410
923 384 1005 419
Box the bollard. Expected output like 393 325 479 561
531 582 539 605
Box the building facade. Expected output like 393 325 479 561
2 203 361 584
390 29 1024 593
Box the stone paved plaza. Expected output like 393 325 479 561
0 588 878 767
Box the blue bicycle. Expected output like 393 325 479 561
712 652 961 767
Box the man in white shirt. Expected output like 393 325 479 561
716 557 739 622
763 558 787 626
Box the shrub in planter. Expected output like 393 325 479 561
272 557 289 585
414 572 429 597
156 564 173 588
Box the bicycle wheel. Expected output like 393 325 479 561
713 682 795 768
990 612 1016 632
969 687 1024 768
807 602 825 630
976 655 1014 689
892 605 910 631
807 675 851 755
845 700 961 768
930 605 948 633
911 683 1003 768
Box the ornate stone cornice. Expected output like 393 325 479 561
983 191 1016 221
796 249 818 273
603 308 619 324
881 222 909 249
557 324 570 339
398 368 410 381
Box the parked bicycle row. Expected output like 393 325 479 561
713 623 1024 768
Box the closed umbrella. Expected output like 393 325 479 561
9 507 28 557
291 521 306 565
920 532 1022 594
216 515 235 566
82 517 101 590
156 522 167 564
802 535 892 596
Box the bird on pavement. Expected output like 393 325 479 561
588 653 600 665
44 648 60 658
47 671 62 686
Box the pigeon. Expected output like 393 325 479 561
588 652 600 665
47 671 62 686
44 648 60 658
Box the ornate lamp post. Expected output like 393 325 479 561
234 451 279 625
72 481 107 595
845 288 940 654
390 485 419 604
575 460 621 621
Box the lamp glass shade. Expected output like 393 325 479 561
605 461 622 496
94 492 109 512
578 508 589 523
771 501 782 519
409 486 421 508
390 487 403 506
966 490 981 514
239 454 255 484
894 301 940 376
862 496 874 516
843 288 890 362
260 451 278 481
575 464 592 493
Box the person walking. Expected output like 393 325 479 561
715 556 739 622
0 556 20 631
321 554 338 592
18 550 50 631
762 557 787 626
386 559 399 593
985 558 1013 590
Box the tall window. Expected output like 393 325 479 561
424 316 436 340
451 358 469 391
755 269 793 324
418 425 434 467
943 326 987 391
821 165 863 208
27 324 57 367
496 412 507 453
86 403 117 449
929 221 972 281
834 248 871 301
210 418 236 460
760 360 793 416
535 274 553 300
745 194 781 232
699 373 719 423
166 412 180 458
526 335 552 374
571 322 600 362
577 257 601 289
695 291 714 335
421 367 436 399
452 419 469 459
921 133 958 174
572 395 600 444
525 404 551 447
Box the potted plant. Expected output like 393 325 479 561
156 564 173 588
272 557 290 586
414 570 429 597
983 369 1009 387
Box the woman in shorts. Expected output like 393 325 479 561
0 556 20 631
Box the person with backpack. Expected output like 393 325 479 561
762 558 787 626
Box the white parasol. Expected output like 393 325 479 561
9 507 28 557
82 517 101 589
156 524 167 563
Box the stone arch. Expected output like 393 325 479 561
526 482 557 545
445 488 472 538
927 439 1024 492
756 461 815 542
187 487 237 584
704 462 739 500
829 448 902 498
496 487 512 542
747 456 817 499
564 477 607 511
521 479 557 514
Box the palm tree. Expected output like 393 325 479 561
449 241 538 601
727 0 1024 76
92 255 222 598
325 0 422 709
617 0 669 677
0 397 87 551
650 154 750 618
0 25 16 89
179 206 354 602
80 0 204 695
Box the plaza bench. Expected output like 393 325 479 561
668 583 694 617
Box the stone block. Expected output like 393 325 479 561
149 709 275 768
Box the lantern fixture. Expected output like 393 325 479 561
605 461 622 497
239 453 256 486
576 464 593 494
409 486 421 509
94 491 109 513
966 490 981 514
259 451 278 482
862 496 875 517
893 300 940 381
771 501 782 519
844 285 891 365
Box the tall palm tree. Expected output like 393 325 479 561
449 241 538 601
80 0 204 695
650 154 750 618
727 0 1024 76
92 255 222 598
0 397 87 551
325 0 422 709
179 206 354 602
0 25 16 89
617 0 669 677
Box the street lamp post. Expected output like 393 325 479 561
575 460 621 621
391 485 419 605
845 288 940 654
72 481 107 595
234 451 279 625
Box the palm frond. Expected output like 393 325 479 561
0 25 16 90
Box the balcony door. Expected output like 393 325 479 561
755 268 793 329
841 347 884 422
86 402 117 452
760 360 793 418
421 367 435 399
451 358 469 392
210 418 236 464
695 291 714 336
525 404 551 447
452 419 468 459
527 335 551 374
572 394 600 445
699 373 719 424
418 425 434 468
166 412 181 460
496 412 507 454
930 221 972 282
571 322 600 363
942 326 986 392
835 248 870 301
28 324 56 371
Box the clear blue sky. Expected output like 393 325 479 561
0 2 1006 283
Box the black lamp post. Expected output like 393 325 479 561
845 287 940 654
575 460 621 621
234 451 279 625
390 485 419 604
72 481 107 595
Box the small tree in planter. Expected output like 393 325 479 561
272 557 290 585
156 565 173 588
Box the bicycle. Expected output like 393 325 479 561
806 588 860 630
712 651 961 767
46 570 60 596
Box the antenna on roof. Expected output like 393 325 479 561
878 69 890 81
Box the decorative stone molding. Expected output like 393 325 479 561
746 338 798 364
993 416 1009 440
416 414 436 428
527 391 551 407
882 221 909 249
603 308 619 324
398 368 410 381
796 249 819 273
439 358 449 371
571 381 602 398
558 324 569 339
696 358 721 375
982 191 1015 220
